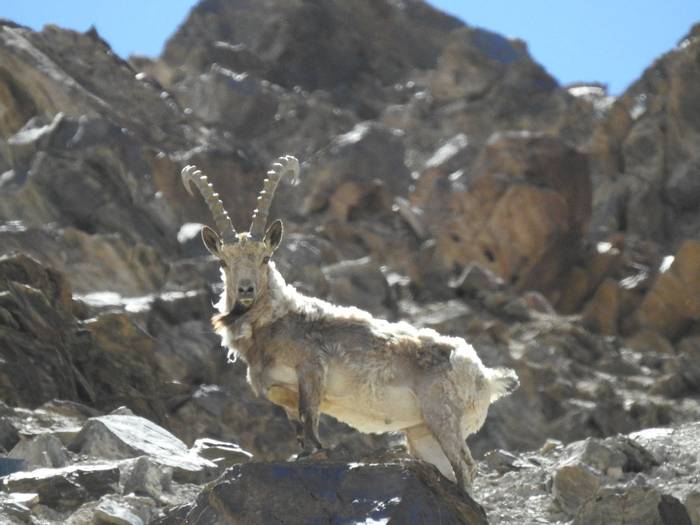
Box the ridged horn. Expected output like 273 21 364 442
181 165 238 243
249 155 299 240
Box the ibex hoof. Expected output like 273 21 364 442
296 448 328 461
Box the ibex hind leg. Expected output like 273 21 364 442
405 424 454 482
283 407 305 450
418 381 477 491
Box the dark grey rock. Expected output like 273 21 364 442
69 415 216 483
658 494 693 525
159 460 488 525
558 435 657 480
575 482 689 525
1 463 119 511
483 449 528 474
162 0 462 116
300 121 410 216
552 462 601 516
322 256 396 317
8 433 68 470
120 456 172 501
94 494 156 525
685 490 700 525
665 156 700 212
0 493 33 525
678 336 700 392
183 65 280 138
0 418 19 451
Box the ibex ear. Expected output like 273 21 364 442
201 225 222 256
264 219 283 252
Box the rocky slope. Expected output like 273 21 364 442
0 1 699 523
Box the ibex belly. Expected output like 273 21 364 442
263 362 423 433
324 365 423 433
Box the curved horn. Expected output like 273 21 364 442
249 155 299 240
181 165 238 243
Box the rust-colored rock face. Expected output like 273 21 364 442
415 131 591 293
634 240 700 339
590 23 700 245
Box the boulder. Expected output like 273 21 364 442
552 462 601 516
634 240 700 339
414 131 592 294
300 121 410 219
180 65 279 138
120 456 172 501
8 433 68 470
0 418 20 451
322 257 396 318
69 414 216 482
581 278 622 335
575 481 691 525
1 463 119 511
94 494 156 525
158 460 488 525
558 436 657 480
0 492 36 524
686 490 700 525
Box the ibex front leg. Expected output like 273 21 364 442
296 359 326 457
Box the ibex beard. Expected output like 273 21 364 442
181 155 519 491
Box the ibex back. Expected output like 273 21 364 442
181 156 519 490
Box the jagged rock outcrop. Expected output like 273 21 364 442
412 131 592 293
161 0 462 117
0 21 187 148
0 253 170 419
590 23 700 245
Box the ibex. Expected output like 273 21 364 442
181 156 518 490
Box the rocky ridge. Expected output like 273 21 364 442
0 1 699 523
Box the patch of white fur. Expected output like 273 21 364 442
214 267 228 314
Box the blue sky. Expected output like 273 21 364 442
2 1 699 95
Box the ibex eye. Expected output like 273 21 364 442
262 256 270 264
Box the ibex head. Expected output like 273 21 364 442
181 155 299 314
